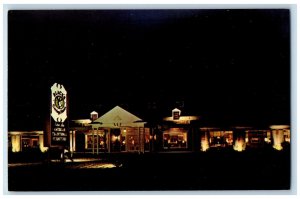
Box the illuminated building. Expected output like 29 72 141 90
8 107 290 153
270 125 290 151
161 108 200 151
70 106 150 154
200 128 234 151
8 131 48 152
161 108 290 152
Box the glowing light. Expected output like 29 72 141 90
272 130 284 151
284 130 291 143
201 140 209 152
201 132 210 152
39 134 48 152
111 135 120 142
201 144 209 151
11 135 21 152
273 145 283 151
233 138 246 152
264 138 271 143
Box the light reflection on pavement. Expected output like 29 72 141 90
64 162 118 169
52 158 100 163
8 162 43 167
8 158 120 169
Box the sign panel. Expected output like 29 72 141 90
50 83 68 146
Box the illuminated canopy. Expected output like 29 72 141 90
163 116 200 124
269 125 290 130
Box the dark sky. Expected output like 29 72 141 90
8 9 291 130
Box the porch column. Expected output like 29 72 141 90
138 127 140 153
85 134 88 149
108 128 111 153
96 128 99 155
69 131 73 152
19 134 22 152
92 129 95 154
73 130 76 152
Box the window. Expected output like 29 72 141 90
163 128 187 149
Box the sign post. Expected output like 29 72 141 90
48 83 69 162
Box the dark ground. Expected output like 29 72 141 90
8 147 290 191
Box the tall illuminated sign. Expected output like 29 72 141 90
50 83 68 146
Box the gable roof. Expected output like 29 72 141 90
93 106 145 128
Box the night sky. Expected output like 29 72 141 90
8 9 291 130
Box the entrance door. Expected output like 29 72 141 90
110 129 121 152
75 132 85 152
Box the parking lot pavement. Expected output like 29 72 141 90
7 150 291 191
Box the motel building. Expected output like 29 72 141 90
69 106 150 154
8 106 291 154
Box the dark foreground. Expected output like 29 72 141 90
8 148 290 191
